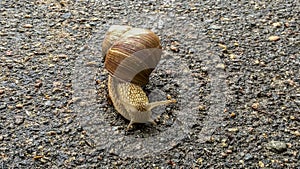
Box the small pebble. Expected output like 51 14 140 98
45 100 52 106
209 25 222 30
216 63 225 69
47 131 57 136
289 115 295 120
221 152 228 158
244 153 253 161
199 105 206 111
170 45 179 52
229 54 237 59
272 22 281 27
230 112 236 118
268 36 280 41
33 155 44 159
16 104 23 109
258 161 265 168
170 41 179 52
226 149 232 154
251 103 259 110
85 61 98 67
221 142 228 147
266 140 287 153
62 12 71 19
23 24 33 28
196 157 203 164
14 115 24 125
218 44 227 50
227 128 239 132
34 80 43 88
0 104 6 110
291 131 300 136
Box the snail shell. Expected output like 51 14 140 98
102 25 162 86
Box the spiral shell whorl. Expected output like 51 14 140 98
102 25 162 86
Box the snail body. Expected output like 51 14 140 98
102 25 176 129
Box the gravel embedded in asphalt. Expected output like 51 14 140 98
0 0 299 168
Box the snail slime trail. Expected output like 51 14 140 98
102 25 176 130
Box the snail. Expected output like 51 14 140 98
102 25 176 130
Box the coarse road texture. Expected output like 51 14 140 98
0 0 299 168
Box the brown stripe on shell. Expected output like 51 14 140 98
103 26 162 86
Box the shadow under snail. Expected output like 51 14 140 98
102 25 176 130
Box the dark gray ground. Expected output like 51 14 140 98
0 0 299 168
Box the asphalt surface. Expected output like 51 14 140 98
0 0 299 168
